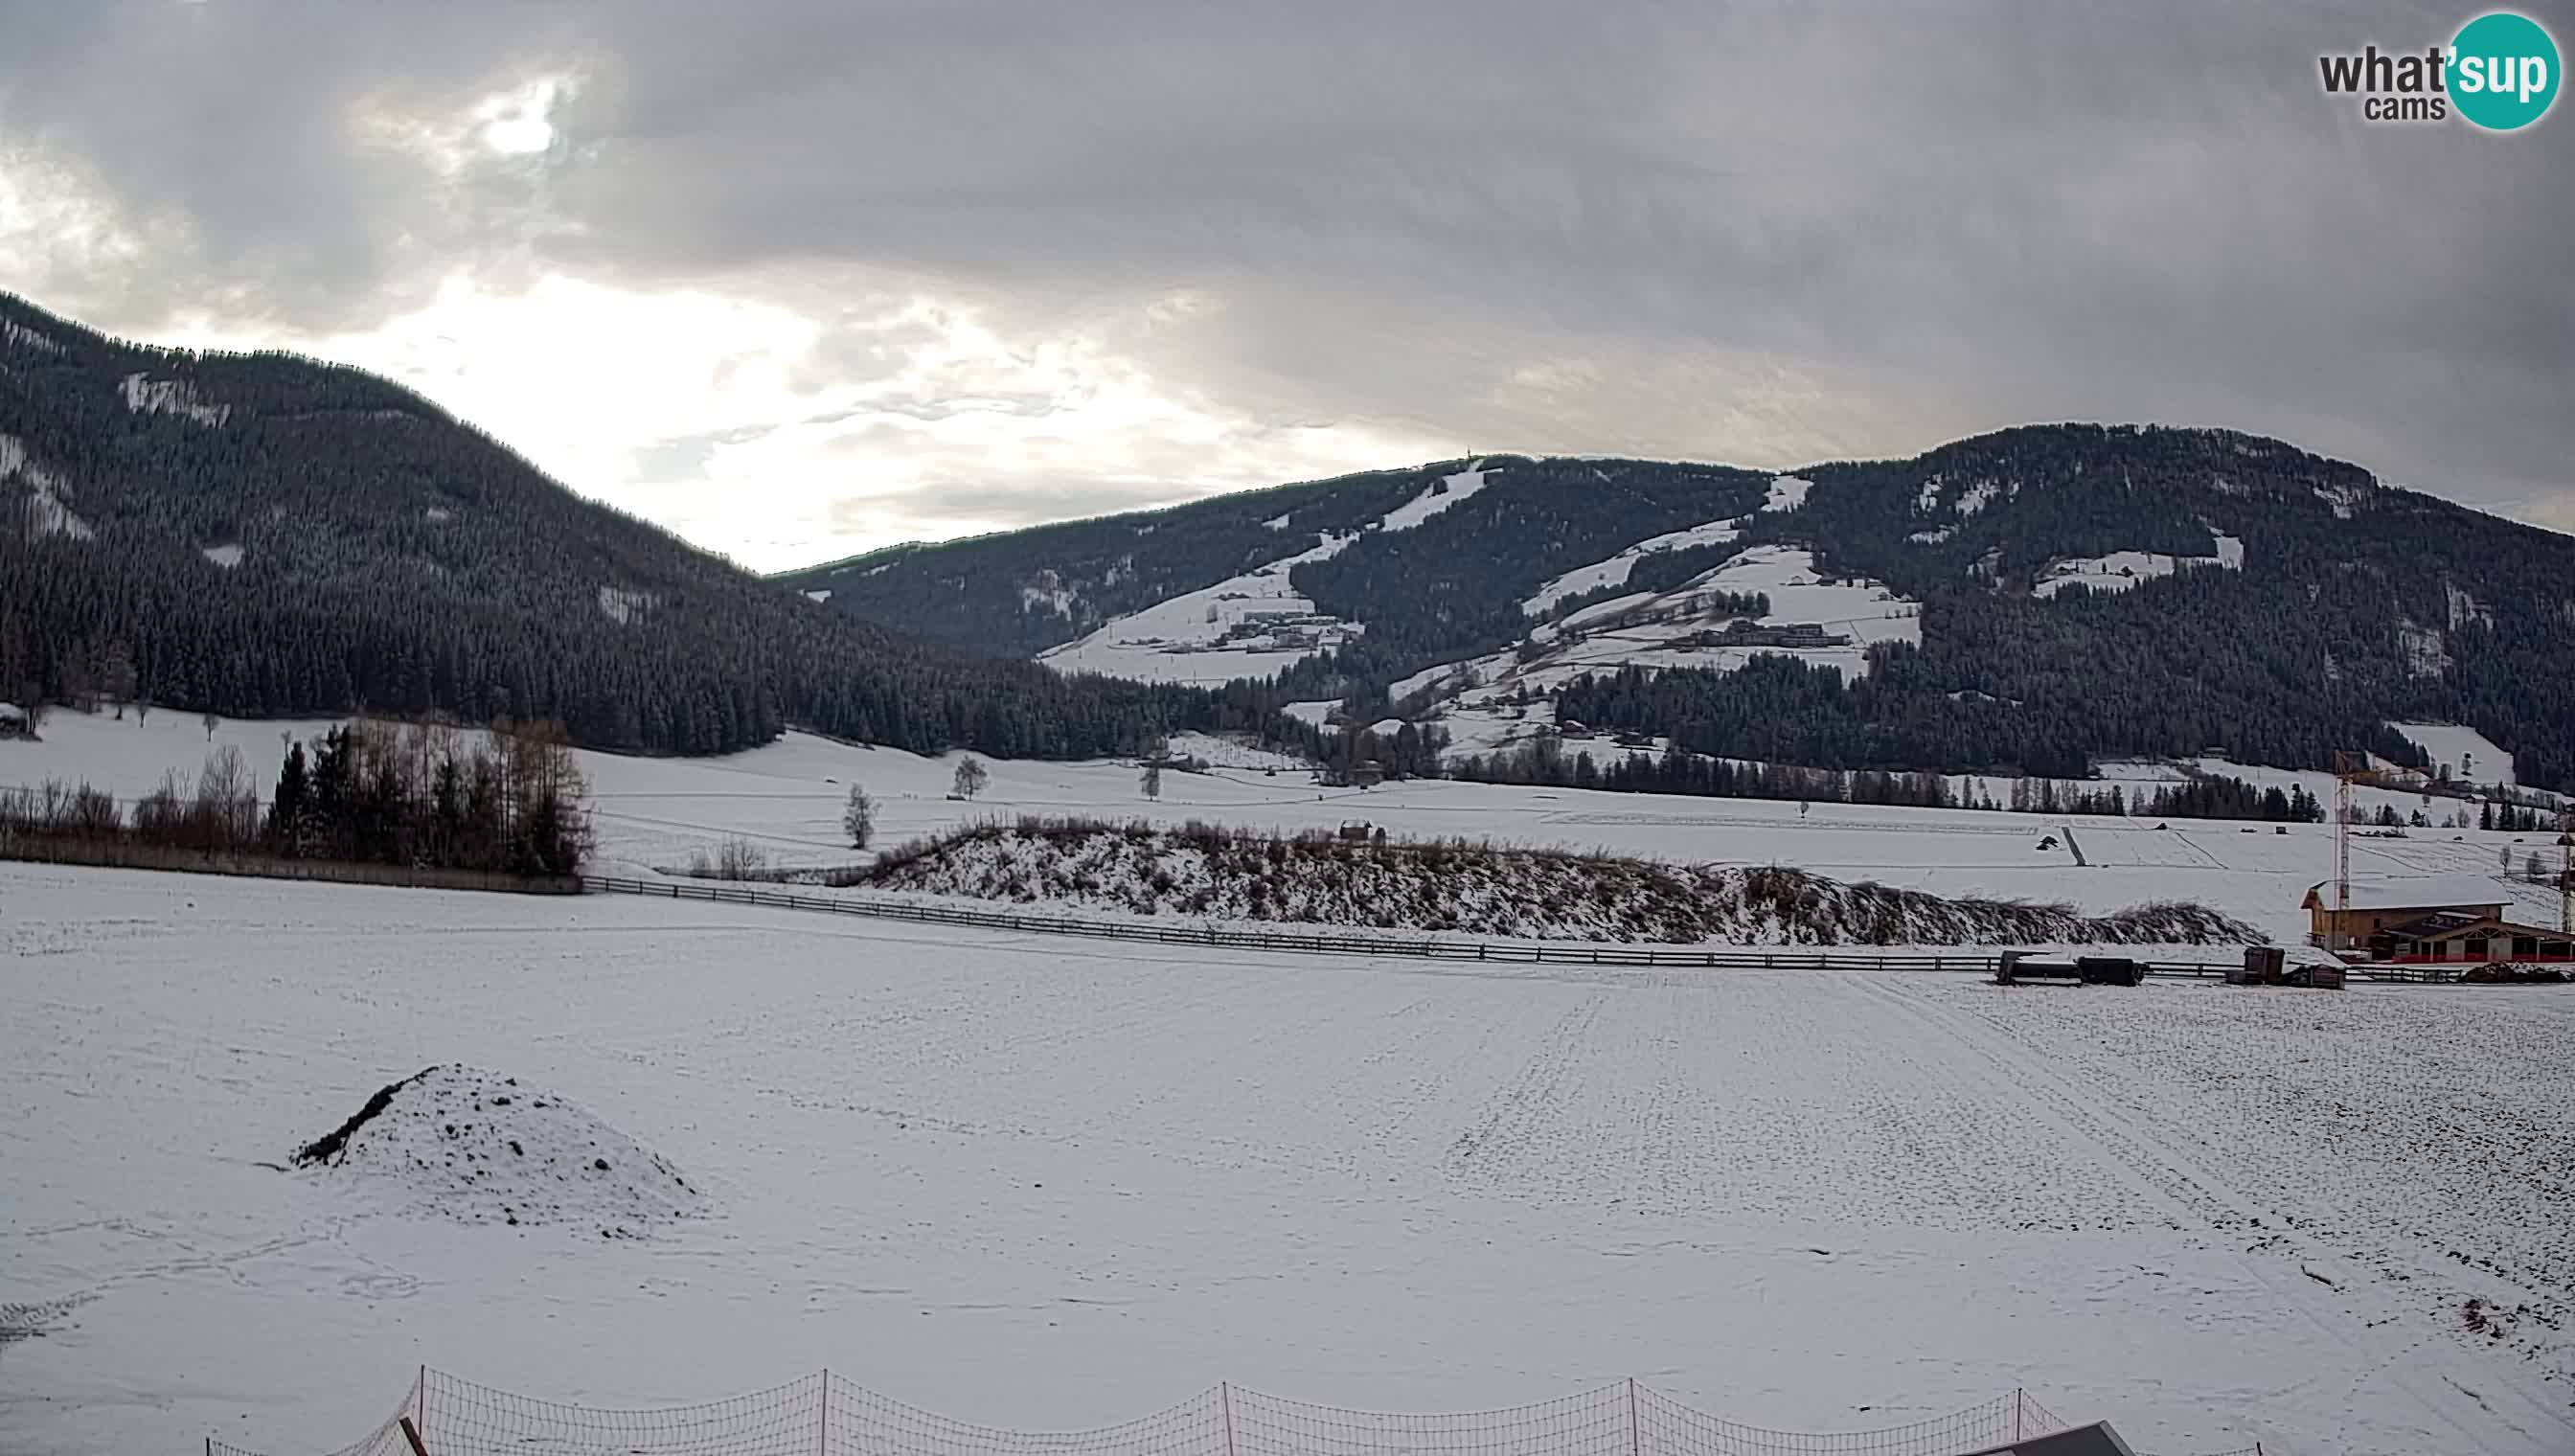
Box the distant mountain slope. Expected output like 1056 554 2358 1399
0 293 1255 758
781 455 1774 689
781 425 2575 791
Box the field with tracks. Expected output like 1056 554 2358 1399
3 862 2568 1456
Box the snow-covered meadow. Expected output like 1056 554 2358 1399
7 709 2564 947
2 864 2568 1456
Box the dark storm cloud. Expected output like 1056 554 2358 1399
3 0 2568 524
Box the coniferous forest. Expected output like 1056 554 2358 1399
11 286 2572 793
0 293 1274 760
784 428 2575 792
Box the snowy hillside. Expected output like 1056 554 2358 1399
1036 528 1364 684
1404 541 1923 755
2388 721 2517 788
1034 466 1930 731
1034 464 1498 685
1519 515 1745 615
2031 537 2244 599
781 424 2575 795
861 820 2259 945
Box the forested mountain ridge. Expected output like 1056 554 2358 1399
780 424 2575 791
781 456 1776 678
0 292 1262 758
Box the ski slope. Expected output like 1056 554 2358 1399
1519 516 1744 616
1034 466 1494 686
2 864 2567 1456
1033 528 1363 685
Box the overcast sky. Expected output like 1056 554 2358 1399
3 1 2568 570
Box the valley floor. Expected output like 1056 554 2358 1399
3 864 2569 1456
13 714 2568 949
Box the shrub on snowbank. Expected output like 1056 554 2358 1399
859 817 2261 946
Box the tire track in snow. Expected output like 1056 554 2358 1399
1857 977 2572 1452
1445 994 1604 1178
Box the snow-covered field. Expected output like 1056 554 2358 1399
10 710 2566 947
3 864 2568 1456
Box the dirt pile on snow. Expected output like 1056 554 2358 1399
863 819 2262 945
292 1065 706 1237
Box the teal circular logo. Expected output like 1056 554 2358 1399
2450 11 2560 130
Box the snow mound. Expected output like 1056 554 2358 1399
292 1065 706 1237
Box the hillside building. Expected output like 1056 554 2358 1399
1695 621 1852 649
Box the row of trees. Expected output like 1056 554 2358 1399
1447 734 2338 825
0 717 595 876
262 719 593 875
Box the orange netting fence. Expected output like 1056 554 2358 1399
207 1369 2086 1456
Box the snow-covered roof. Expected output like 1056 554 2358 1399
2303 876 2511 911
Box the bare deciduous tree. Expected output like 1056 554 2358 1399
689 837 771 880
952 757 990 801
842 784 877 849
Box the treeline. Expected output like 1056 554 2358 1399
1543 579 1767 625
1276 715 1449 781
262 719 592 875
1554 649 2440 784
0 717 595 876
2478 799 2557 833
1448 735 2330 824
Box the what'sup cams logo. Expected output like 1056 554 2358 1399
2319 11 2560 129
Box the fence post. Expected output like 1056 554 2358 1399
2013 1389 2023 1442
818 1368 830 1456
1220 1381 1238 1456
1626 1376 1639 1456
